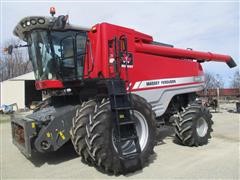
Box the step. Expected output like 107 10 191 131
120 136 138 142
110 93 128 96
112 106 132 110
122 152 140 159
119 121 135 126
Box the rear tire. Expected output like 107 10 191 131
174 104 213 146
84 95 156 174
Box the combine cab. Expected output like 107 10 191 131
9 8 236 174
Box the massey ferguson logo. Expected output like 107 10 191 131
133 76 204 90
146 79 176 87
146 81 160 86
121 53 133 68
161 80 176 84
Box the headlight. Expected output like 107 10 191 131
38 18 45 24
26 21 31 26
30 19 37 25
21 23 26 28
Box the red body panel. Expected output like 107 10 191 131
85 23 206 91
126 53 203 91
35 80 64 90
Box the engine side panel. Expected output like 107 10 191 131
133 82 204 117
123 52 204 117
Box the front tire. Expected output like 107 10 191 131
70 100 97 165
174 104 213 146
84 95 156 174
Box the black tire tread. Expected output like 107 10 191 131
85 95 156 174
174 104 213 146
71 100 97 165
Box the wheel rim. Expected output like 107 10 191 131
112 110 149 154
196 117 208 137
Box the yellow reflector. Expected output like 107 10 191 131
46 132 51 138
31 122 36 128
119 114 125 119
59 131 65 140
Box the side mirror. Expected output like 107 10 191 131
3 45 13 55
3 44 29 55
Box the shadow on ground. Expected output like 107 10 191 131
30 141 78 167
29 126 176 176
125 126 175 177
156 126 175 144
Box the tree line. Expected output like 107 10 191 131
0 39 32 82
204 70 239 89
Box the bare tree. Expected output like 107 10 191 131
0 38 32 82
230 69 240 88
204 72 224 89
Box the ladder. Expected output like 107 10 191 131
107 79 142 172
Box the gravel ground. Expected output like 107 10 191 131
0 103 239 179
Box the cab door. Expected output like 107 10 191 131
61 36 76 81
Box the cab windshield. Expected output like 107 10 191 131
27 30 87 81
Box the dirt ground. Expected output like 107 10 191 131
0 103 239 179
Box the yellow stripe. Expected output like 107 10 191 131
59 131 65 140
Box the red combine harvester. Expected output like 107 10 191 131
9 9 236 174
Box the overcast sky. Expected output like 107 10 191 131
0 1 239 86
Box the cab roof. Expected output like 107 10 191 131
13 16 90 41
